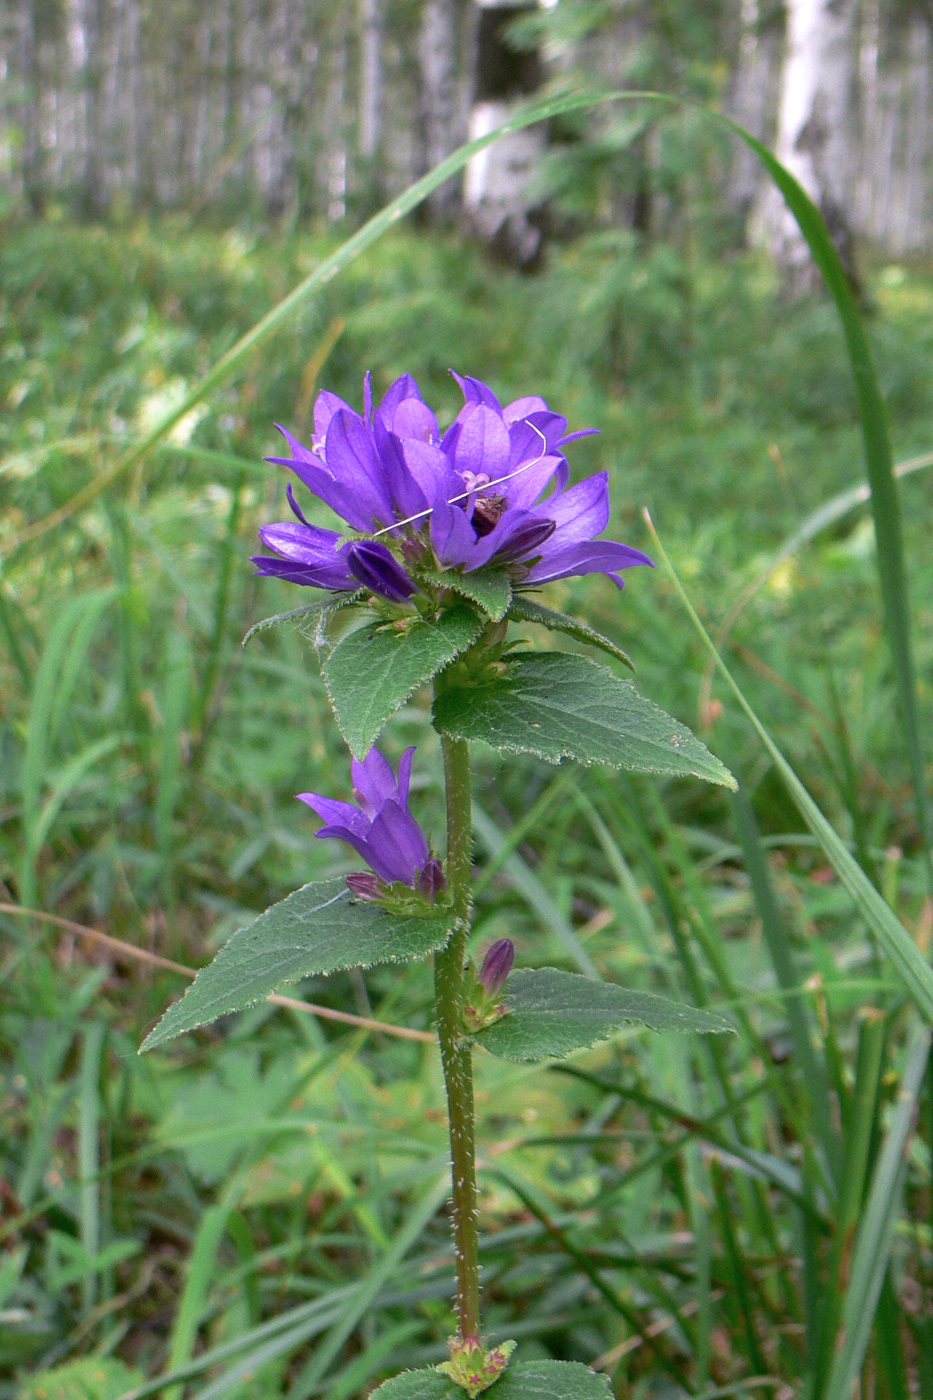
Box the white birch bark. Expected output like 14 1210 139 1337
358 0 382 162
419 0 469 217
756 0 859 291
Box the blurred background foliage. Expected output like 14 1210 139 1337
2 2 933 1397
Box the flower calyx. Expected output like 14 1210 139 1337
436 1334 517 1397
346 859 448 914
462 939 514 1033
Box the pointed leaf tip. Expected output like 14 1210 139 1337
140 878 456 1052
434 652 736 788
473 968 734 1062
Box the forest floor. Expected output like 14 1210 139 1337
2 218 933 1400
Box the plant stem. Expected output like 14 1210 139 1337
435 731 481 1340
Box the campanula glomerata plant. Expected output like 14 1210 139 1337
143 371 737 1400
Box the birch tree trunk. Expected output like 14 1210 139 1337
418 0 471 219
358 0 382 162
757 0 860 294
463 0 544 266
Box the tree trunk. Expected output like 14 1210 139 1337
418 0 471 219
758 0 860 295
358 0 382 162
463 1 545 267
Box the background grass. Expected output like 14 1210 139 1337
2 211 933 1399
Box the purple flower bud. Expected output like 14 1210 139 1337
346 872 382 900
494 516 556 562
479 939 514 997
417 858 446 902
344 540 417 603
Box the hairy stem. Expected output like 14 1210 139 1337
435 731 480 1340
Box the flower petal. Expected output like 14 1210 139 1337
503 394 549 423
250 555 356 589
373 422 430 519
396 746 416 805
258 520 346 565
447 402 511 481
297 791 370 838
451 372 502 411
498 452 566 511
377 373 422 425
523 539 654 586
535 470 611 543
366 800 431 884
313 391 354 448
325 410 395 529
430 488 482 569
351 748 400 813
402 438 459 503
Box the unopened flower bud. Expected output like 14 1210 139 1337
479 939 514 997
344 540 418 603
418 858 446 901
346 872 382 900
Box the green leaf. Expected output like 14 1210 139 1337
473 968 733 1062
421 567 512 622
140 878 455 1052
372 1361 612 1399
508 595 634 670
325 606 483 758
433 652 736 788
241 593 362 649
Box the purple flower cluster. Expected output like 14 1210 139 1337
298 746 443 899
252 372 652 602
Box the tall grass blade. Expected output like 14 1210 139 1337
284 1172 448 1400
821 1022 930 1400
78 1021 105 1314
164 1192 240 1400
19 588 116 905
725 122 932 877
646 517 933 1024
472 802 599 977
730 790 839 1183
155 626 193 872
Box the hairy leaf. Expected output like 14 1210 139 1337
371 1361 612 1399
433 652 735 788
140 878 455 1052
508 595 634 670
421 567 512 622
473 968 733 1062
242 598 336 649
324 606 483 757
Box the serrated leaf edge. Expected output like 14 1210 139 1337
420 568 513 623
434 655 737 790
141 882 455 1053
472 971 735 1062
324 609 483 758
508 595 635 671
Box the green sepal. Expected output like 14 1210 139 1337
433 651 736 788
371 1360 612 1398
508 595 635 670
420 566 513 622
472 967 734 1062
140 878 456 1052
324 605 483 758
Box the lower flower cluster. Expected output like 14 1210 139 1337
298 746 444 902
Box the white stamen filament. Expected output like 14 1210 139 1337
369 421 549 540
